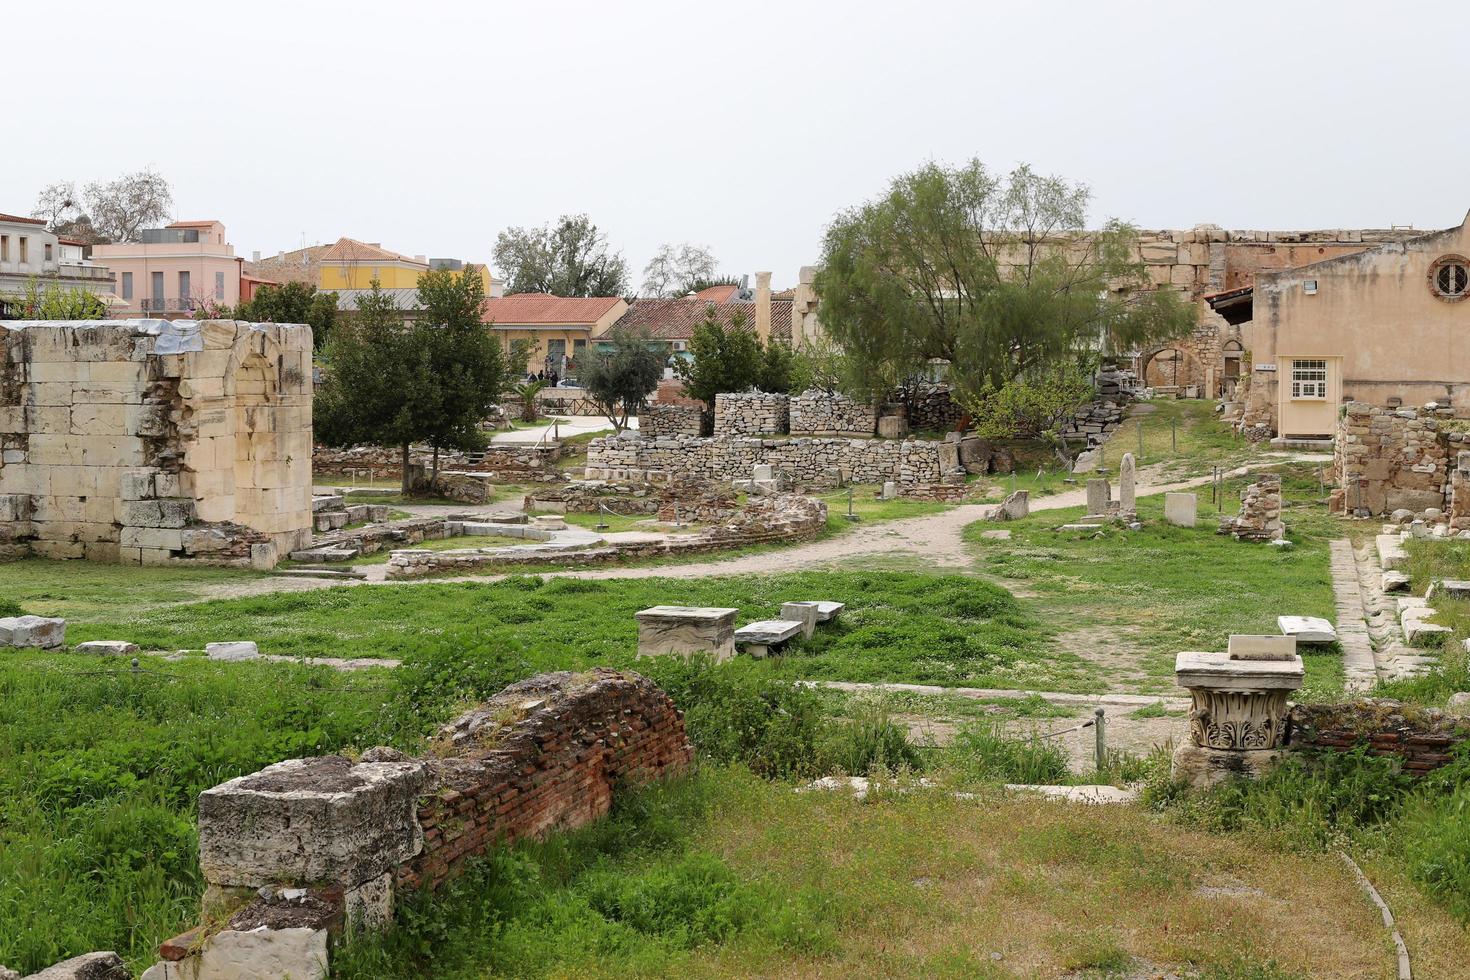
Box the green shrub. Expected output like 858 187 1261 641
0 598 23 618
943 720 1070 785
820 702 924 776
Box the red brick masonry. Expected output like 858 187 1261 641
398 669 694 892
1289 700 1468 776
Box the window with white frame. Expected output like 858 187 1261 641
1290 359 1328 399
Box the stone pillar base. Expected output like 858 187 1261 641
1171 743 1284 791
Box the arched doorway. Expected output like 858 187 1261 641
1142 347 1200 390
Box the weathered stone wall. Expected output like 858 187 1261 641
904 383 968 432
1289 700 1468 776
313 443 564 483
640 403 703 437
585 434 960 489
525 479 737 520
789 391 877 436
1218 473 1283 541
0 319 313 568
1333 403 1454 517
713 391 789 436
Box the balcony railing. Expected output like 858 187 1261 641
140 297 199 313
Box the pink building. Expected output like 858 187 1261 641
93 220 241 317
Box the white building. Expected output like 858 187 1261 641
0 212 115 309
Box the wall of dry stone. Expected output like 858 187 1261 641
1289 700 1468 776
525 479 737 520
640 403 704 437
713 391 789 436
1333 403 1455 517
314 443 565 483
789 391 877 436
585 434 960 489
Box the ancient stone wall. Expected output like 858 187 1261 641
0 319 313 568
789 391 877 436
713 391 789 436
640 403 703 437
1289 700 1468 776
1333 403 1455 517
585 434 960 489
313 443 564 483
904 384 968 432
1218 473 1283 541
525 479 737 520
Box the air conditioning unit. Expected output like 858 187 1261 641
1303 280 1318 295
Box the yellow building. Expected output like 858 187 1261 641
483 293 629 379
319 238 430 291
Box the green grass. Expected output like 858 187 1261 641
815 486 956 528
2 559 264 622
1104 399 1264 480
964 466 1345 697
62 571 1066 689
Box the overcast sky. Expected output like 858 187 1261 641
9 0 1465 291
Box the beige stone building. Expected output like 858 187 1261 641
0 319 313 567
1236 214 1470 440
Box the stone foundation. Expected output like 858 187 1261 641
1332 402 1458 520
640 403 703 437
789 391 877 436
313 443 564 483
524 479 738 521
713 391 789 436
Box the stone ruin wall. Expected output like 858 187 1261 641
585 434 959 489
141 671 690 978
713 391 790 437
0 319 313 569
788 391 877 436
525 478 738 520
1332 403 1470 523
313 443 564 482
904 383 969 432
640 403 703 437
1289 700 1468 777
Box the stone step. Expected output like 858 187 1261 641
272 568 369 581
1277 616 1338 644
288 547 360 563
1376 533 1408 571
735 619 807 646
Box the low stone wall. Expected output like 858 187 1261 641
1289 700 1469 776
1333 403 1454 518
585 434 960 489
641 403 704 437
1218 473 1283 542
1060 400 1125 446
525 479 737 520
149 671 690 978
385 495 827 578
314 443 564 483
789 391 877 436
898 483 971 502
713 391 789 436
904 383 968 432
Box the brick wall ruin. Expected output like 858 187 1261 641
0 319 313 568
1289 700 1468 776
789 391 877 436
585 434 963 489
1333 403 1457 517
149 671 692 977
713 391 790 436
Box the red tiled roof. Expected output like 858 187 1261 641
614 298 792 342
57 235 86 246
320 237 428 266
482 293 624 326
0 213 46 226
694 284 739 303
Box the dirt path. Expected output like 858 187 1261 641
201 457 1331 603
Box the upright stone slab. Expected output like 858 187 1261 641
780 601 820 640
1119 453 1136 515
752 464 774 481
1085 478 1111 516
634 606 739 662
1164 492 1197 527
881 481 898 500
994 489 1029 521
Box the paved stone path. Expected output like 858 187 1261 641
1329 539 1381 691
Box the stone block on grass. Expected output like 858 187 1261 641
0 615 66 649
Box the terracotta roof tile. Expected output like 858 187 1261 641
482 293 624 326
615 298 792 342
694 284 740 303
0 213 47 226
320 237 428 267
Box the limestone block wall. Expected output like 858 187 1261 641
1289 700 1468 776
640 403 703 437
1333 403 1455 516
313 443 563 482
713 391 789 436
0 319 313 567
585 434 958 489
789 391 877 436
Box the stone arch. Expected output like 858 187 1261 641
1141 346 1202 390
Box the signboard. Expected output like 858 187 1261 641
1255 364 1277 372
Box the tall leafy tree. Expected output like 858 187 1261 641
579 326 664 432
414 264 507 481
493 214 629 297
235 282 339 349
816 159 1195 406
315 282 422 492
675 307 764 413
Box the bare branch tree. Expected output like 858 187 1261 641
83 169 174 243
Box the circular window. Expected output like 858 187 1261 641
1429 254 1470 301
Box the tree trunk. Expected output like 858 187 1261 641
400 443 411 495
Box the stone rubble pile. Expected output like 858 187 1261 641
1219 474 1284 542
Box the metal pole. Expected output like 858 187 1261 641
1137 418 1144 461
1171 418 1178 453
1094 707 1107 773
846 486 854 520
